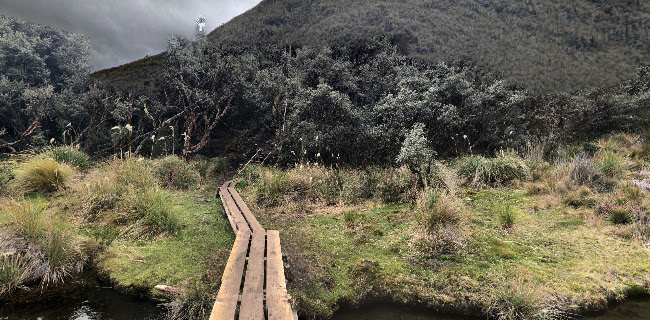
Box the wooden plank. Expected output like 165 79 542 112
266 230 293 320
219 186 239 233
220 186 251 234
209 229 251 320
228 186 265 233
238 231 266 319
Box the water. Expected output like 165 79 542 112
585 298 650 320
331 305 477 320
332 298 650 320
2 275 649 320
0 273 165 320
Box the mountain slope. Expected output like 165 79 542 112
93 0 650 93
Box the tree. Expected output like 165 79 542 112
163 35 241 159
397 123 435 188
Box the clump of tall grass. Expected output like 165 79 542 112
154 155 201 190
0 162 14 193
130 188 180 235
66 159 180 238
497 204 516 229
456 153 530 187
416 188 459 233
0 253 29 295
595 151 625 178
607 207 633 225
567 153 598 187
43 146 91 171
192 156 227 180
1 199 88 287
14 158 75 193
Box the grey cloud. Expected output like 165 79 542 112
0 0 262 71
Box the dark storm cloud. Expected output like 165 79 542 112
0 0 262 71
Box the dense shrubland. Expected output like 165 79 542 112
3 15 650 171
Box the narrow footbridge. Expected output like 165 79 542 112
210 181 295 320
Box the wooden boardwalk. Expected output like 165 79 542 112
210 181 294 320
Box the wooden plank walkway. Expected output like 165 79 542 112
210 181 294 320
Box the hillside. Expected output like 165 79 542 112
93 0 650 93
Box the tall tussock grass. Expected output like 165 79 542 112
0 199 89 289
14 158 75 193
416 188 459 233
43 146 91 171
238 164 424 207
69 159 180 237
456 153 530 187
154 155 201 190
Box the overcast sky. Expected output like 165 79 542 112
0 0 262 71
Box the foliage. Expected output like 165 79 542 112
397 123 435 187
14 158 75 193
43 146 91 170
153 155 201 190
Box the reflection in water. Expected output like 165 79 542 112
585 298 650 320
332 298 650 320
0 273 164 320
331 305 475 320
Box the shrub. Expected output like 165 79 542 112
206 157 227 178
417 188 459 233
397 123 435 187
15 158 75 193
456 153 530 187
191 156 227 180
43 146 91 171
563 188 598 208
154 155 201 190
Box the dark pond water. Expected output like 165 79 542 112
331 298 650 320
0 273 165 320
2 274 650 320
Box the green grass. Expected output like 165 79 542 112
256 186 650 319
96 193 234 297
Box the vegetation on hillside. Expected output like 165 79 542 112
94 0 650 93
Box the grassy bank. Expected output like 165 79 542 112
235 133 650 319
0 148 232 319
